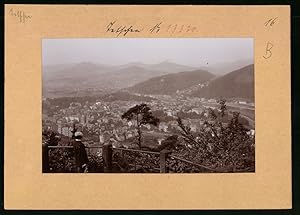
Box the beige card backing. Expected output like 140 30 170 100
4 5 291 209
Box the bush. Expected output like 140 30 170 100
49 148 75 173
175 99 255 172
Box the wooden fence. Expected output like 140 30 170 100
42 144 103 172
43 143 216 173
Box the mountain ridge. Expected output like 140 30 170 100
43 61 203 91
191 64 254 100
43 61 254 98
127 70 215 95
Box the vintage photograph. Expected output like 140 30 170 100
42 38 255 173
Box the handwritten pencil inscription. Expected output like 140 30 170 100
105 21 198 36
263 16 278 59
149 22 162 33
8 8 32 24
264 17 278 27
263 42 274 59
106 21 143 37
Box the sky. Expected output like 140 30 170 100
42 38 253 67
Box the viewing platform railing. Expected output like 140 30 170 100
43 143 218 173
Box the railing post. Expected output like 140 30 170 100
42 143 49 173
160 149 171 173
103 143 113 172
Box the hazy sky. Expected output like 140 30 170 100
42 38 253 67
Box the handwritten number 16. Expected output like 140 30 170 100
264 17 278 27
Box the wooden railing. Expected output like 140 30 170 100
168 155 217 172
43 143 217 173
112 147 160 172
42 144 103 173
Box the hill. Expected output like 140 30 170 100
95 66 166 89
199 59 253 76
42 61 253 98
43 62 199 94
145 61 197 73
191 64 254 100
43 64 162 91
43 91 155 113
128 70 215 95
43 62 114 92
99 91 155 102
112 61 197 73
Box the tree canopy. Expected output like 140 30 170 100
121 103 159 148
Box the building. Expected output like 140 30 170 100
61 127 71 137
99 134 104 144
239 101 247 105
80 115 86 124
142 124 151 130
166 110 173 116
190 124 197 132
159 123 168 132
247 129 255 136
191 107 203 114
127 131 133 138
128 121 137 127
57 120 62 134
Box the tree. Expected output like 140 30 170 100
42 129 60 146
218 98 227 117
121 103 160 149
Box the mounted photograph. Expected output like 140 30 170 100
42 38 255 173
